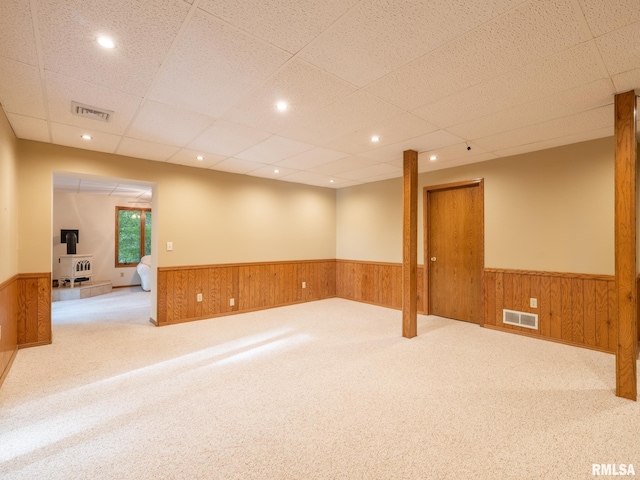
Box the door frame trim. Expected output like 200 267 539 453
423 178 485 324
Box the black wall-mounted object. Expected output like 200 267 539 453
61 229 79 255
61 229 79 244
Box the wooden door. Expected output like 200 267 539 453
425 180 484 324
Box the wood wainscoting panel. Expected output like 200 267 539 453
156 260 336 326
484 269 615 353
0 275 18 388
335 260 425 314
16 273 51 348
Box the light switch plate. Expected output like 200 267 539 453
166 241 173 251
530 298 538 308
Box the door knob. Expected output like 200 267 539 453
430 257 436 261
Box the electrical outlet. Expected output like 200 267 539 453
120 272 124 277
230 298 235 307
530 298 538 308
197 293 202 302
302 281 306 289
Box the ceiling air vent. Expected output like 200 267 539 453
71 101 113 122
503 309 538 330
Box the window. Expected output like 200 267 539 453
116 207 151 267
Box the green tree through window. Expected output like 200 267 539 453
116 207 151 266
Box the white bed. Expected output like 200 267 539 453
137 255 152 291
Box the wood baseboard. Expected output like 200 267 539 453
483 324 613 355
17 340 51 349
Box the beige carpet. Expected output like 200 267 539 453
1 289 639 479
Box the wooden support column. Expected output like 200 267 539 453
614 90 638 401
403 149 418 338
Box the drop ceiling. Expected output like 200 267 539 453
53 176 152 200
1 0 639 189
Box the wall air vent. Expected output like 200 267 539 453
503 309 538 330
71 101 113 122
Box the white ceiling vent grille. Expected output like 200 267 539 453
71 101 113 122
503 309 538 330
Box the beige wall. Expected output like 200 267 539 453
18 140 337 319
53 192 146 287
337 137 614 276
0 109 18 283
18 141 336 272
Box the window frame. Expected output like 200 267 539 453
115 206 151 267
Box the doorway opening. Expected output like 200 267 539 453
51 173 157 326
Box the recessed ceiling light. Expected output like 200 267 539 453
196 155 204 161
274 169 280 173
276 101 288 112
371 135 380 142
329 180 335 183
429 155 437 161
97 36 115 49
81 134 92 140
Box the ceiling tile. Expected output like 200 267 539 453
46 71 142 135
5 113 50 142
116 137 179 161
51 122 120 153
53 176 80 191
418 151 500 173
365 0 591 110
415 142 491 165
275 147 349 170
307 155 381 176
579 0 640 37
358 170 403 184
414 41 608 128
0 57 46 118
247 165 299 180
234 135 314 164
279 171 348 188
339 162 402 181
115 183 152 195
359 129 464 163
110 188 150 199
299 0 528 87
149 9 291 118
611 67 640 92
127 100 215 147
199 0 360 54
324 112 438 155
596 21 640 76
167 148 226 169
474 105 613 151
0 0 38 65
222 58 357 134
37 0 191 96
448 78 615 140
187 120 272 157
494 126 613 158
211 158 266 175
281 91 405 146
332 180 363 189
79 179 118 195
